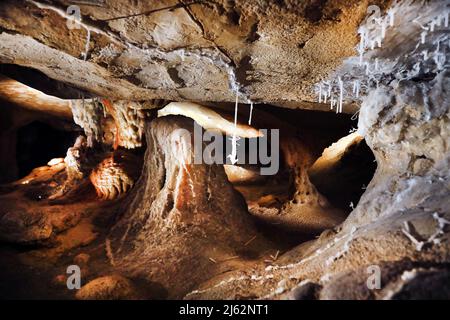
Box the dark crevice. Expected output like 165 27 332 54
246 22 260 43
0 64 96 99
167 67 186 88
16 121 77 178
304 0 328 23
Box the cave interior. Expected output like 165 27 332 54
0 0 449 300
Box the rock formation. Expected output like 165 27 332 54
0 0 449 300
107 116 273 297
158 101 346 233
185 0 450 300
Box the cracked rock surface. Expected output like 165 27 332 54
0 0 379 110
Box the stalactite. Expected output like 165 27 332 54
248 102 254 125
228 91 240 165
102 99 120 150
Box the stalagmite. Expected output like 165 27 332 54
107 116 272 298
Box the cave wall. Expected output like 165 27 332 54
184 0 450 299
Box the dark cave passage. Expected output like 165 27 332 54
309 137 377 212
223 105 377 219
16 121 77 179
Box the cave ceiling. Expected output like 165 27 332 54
0 0 388 112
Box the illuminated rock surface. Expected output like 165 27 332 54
0 0 449 300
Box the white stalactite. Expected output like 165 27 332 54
227 92 240 165
388 9 395 27
421 31 427 44
338 77 343 113
82 27 91 61
318 82 322 103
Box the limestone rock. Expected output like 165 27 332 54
183 0 450 300
0 0 448 301
0 0 379 108
75 274 137 300
107 116 273 298
73 253 90 266
89 150 141 200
